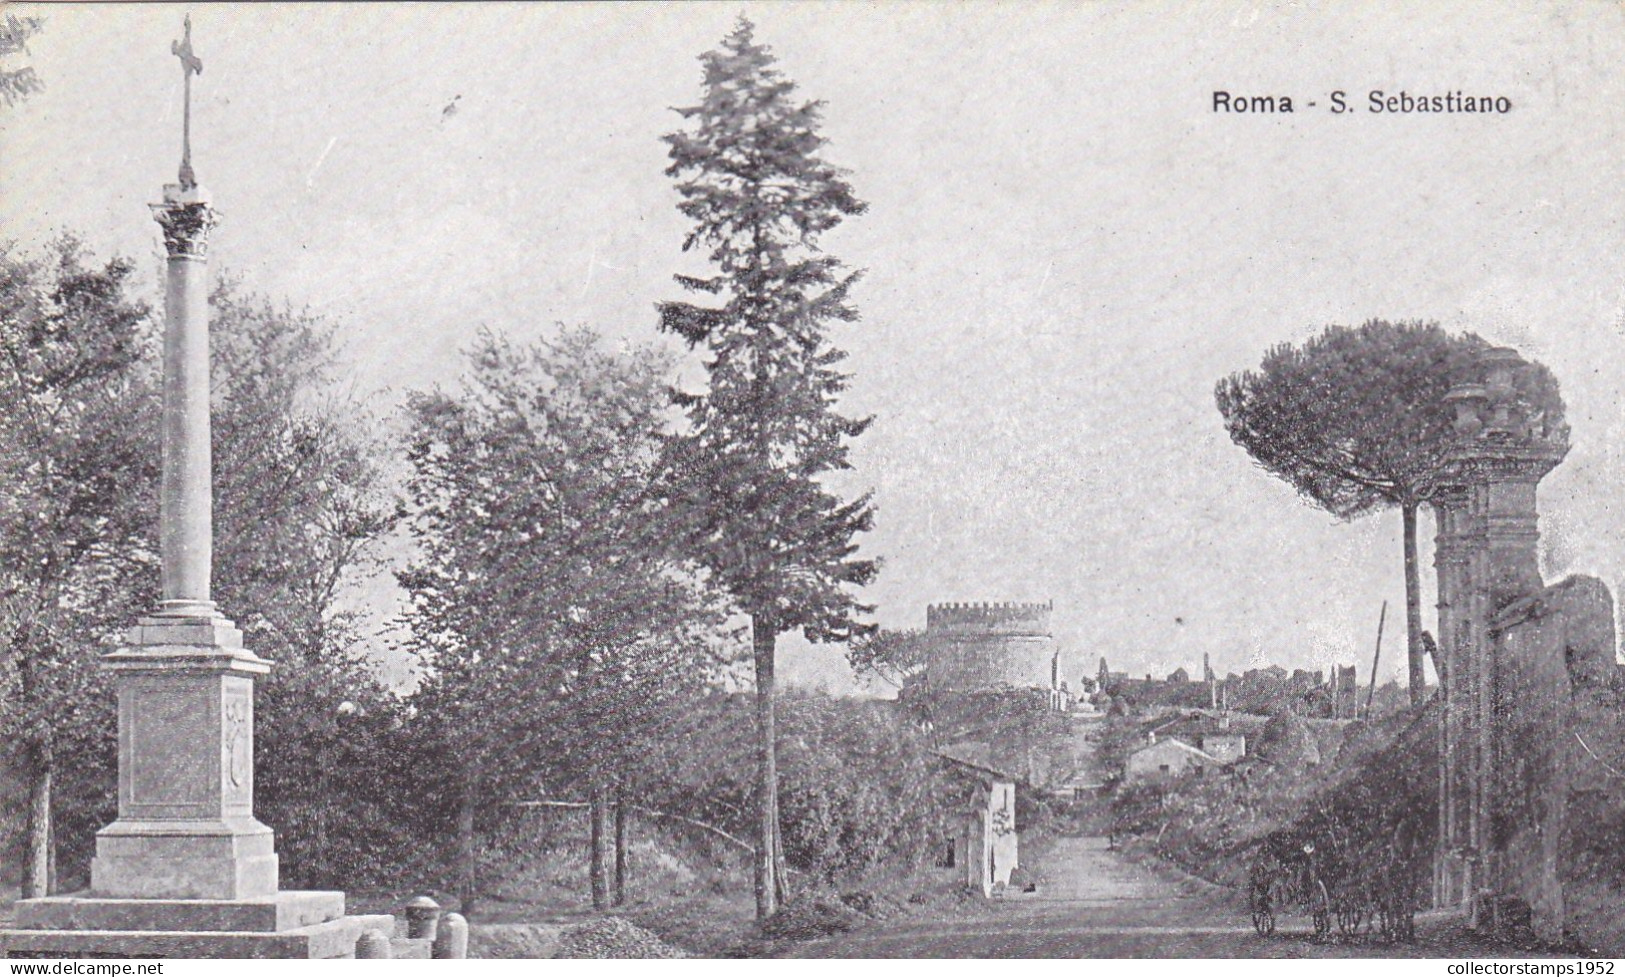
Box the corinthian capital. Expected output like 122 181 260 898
151 185 220 260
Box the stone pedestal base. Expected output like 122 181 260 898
95 614 279 901
91 818 278 901
1 892 397 959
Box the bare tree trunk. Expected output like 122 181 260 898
46 805 56 895
771 808 789 905
613 784 628 907
457 776 478 917
1403 501 1426 705
23 737 51 899
315 743 330 884
590 780 612 910
753 615 779 920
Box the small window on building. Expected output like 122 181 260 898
1158 764 1170 774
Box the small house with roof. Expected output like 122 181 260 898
1137 710 1260 766
1124 736 1222 781
939 742 1024 897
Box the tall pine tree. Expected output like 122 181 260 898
1215 321 1565 704
660 17 877 919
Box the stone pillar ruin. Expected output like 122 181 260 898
1431 345 1584 943
1432 485 1470 908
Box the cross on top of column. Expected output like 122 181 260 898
172 14 204 189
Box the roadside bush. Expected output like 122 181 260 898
760 898 863 939
638 689 961 887
775 691 959 881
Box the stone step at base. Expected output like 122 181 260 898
12 891 346 933
1 913 395 959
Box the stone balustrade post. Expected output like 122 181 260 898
404 895 442 941
431 912 469 960
354 929 393 959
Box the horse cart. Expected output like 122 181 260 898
1247 840 1331 937
1248 819 1422 942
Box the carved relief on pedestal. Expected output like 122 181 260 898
223 693 251 799
129 687 210 809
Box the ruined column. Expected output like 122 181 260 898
1431 485 1468 908
1435 347 1567 930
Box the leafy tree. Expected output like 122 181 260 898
206 281 401 888
846 627 932 695
0 238 157 897
1215 321 1563 704
0 13 44 109
400 326 727 912
659 17 878 919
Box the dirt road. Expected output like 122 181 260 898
788 835 1527 959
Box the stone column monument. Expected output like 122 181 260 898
2 18 397 958
84 91 278 902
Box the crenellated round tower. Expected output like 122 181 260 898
924 600 1056 692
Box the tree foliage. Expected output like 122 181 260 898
205 281 402 888
1222 323 1475 516
846 627 932 693
1215 320 1565 702
399 326 729 908
210 281 397 666
1216 319 1564 515
0 238 156 895
0 14 44 109
659 16 877 639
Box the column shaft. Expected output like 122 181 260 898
160 250 213 611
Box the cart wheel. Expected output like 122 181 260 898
1249 881 1276 937
1335 902 1366 936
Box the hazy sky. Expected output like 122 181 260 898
4 2 1623 692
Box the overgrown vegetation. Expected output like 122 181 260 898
1107 705 1433 893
